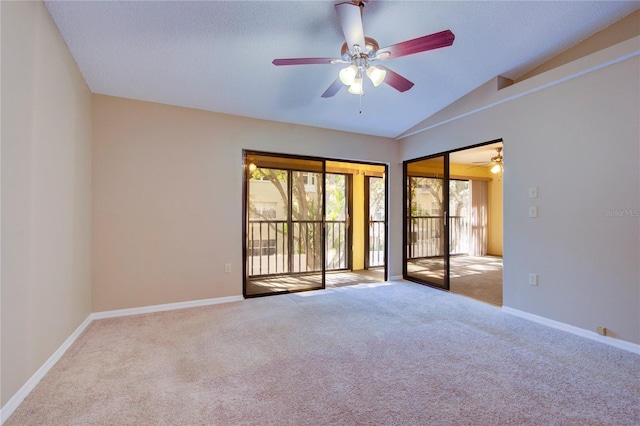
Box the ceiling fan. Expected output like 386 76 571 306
272 1 455 98
471 147 503 174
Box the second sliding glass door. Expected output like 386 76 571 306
405 154 450 290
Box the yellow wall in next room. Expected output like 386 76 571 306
449 163 503 256
352 173 365 270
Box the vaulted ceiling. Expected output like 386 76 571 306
46 1 638 138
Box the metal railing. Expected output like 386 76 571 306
407 215 469 259
368 220 385 268
291 221 323 273
248 219 348 277
248 220 288 276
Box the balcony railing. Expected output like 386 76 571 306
248 219 348 277
407 216 469 259
368 220 385 268
326 220 347 271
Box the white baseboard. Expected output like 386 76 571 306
501 306 640 355
0 315 93 424
389 275 404 281
90 295 244 320
0 294 244 424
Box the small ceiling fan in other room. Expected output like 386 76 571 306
272 1 455 98
471 147 503 174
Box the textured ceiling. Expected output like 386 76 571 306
46 1 639 138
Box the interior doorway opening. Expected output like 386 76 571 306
404 140 503 306
244 151 387 298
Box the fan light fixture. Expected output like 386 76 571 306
489 147 503 173
348 76 364 95
366 65 386 87
340 62 387 94
339 65 357 85
338 42 388 95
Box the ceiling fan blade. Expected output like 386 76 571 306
272 58 340 66
376 66 414 92
335 3 365 52
378 30 455 60
321 78 343 98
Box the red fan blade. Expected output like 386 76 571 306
321 78 343 98
335 3 365 52
378 30 455 60
376 66 414 92
272 58 339 66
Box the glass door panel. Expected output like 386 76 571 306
245 154 324 296
405 155 449 289
247 167 289 280
291 169 324 289
366 176 386 268
325 173 348 270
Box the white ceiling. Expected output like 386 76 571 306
45 1 638 139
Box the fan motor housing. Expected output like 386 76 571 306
341 37 380 60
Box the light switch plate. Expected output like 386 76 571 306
529 206 538 218
529 187 538 198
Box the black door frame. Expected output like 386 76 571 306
243 150 388 298
402 138 502 291
403 153 450 290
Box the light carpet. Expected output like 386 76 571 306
450 255 503 306
6 282 639 425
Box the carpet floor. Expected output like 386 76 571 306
408 255 503 306
6 282 639 425
450 255 503 306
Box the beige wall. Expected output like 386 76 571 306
92 95 400 311
401 41 640 344
516 10 640 82
1 0 93 407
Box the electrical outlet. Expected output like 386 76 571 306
528 273 538 286
224 263 231 273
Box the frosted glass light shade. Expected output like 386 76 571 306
490 164 502 174
366 66 386 87
348 77 363 95
339 65 357 86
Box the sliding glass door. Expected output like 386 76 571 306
244 151 388 297
245 154 325 296
404 155 449 289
